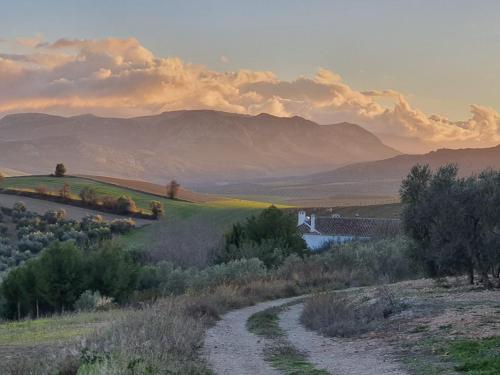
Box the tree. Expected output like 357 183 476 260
401 164 500 287
79 186 98 206
218 205 307 267
150 200 164 219
166 180 180 200
85 242 139 303
54 163 66 177
59 182 71 200
0 172 4 184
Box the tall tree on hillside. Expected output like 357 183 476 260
166 180 180 200
54 163 66 177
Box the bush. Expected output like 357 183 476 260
44 209 67 224
79 186 98 205
74 290 102 312
109 218 135 234
12 201 26 213
301 286 400 337
116 195 137 214
150 200 164 219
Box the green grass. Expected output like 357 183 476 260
267 345 330 375
247 302 328 375
449 337 500 374
0 175 287 249
0 310 121 346
247 306 284 338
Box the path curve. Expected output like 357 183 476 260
279 303 408 375
202 296 302 375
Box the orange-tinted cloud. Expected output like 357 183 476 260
1 37 499 151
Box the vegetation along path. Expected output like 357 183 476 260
204 295 408 375
279 303 407 375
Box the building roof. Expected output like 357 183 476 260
302 217 401 238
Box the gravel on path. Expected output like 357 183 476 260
202 296 302 375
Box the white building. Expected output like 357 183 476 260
297 211 400 250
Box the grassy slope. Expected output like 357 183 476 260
0 310 122 346
0 175 286 249
0 175 279 216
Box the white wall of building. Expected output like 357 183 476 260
303 234 356 251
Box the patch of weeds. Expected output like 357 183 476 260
247 299 303 338
448 336 500 374
267 344 329 375
439 324 453 331
248 301 328 374
409 325 429 334
247 306 283 338
401 356 451 375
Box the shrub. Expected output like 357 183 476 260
150 200 164 219
0 224 8 236
116 195 137 214
109 218 135 234
74 290 102 312
79 186 98 205
101 196 118 211
12 201 26 213
301 286 400 337
44 209 67 224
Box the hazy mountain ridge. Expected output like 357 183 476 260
307 144 500 184
197 144 500 203
0 110 398 183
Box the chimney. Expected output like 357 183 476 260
298 210 306 226
310 214 316 232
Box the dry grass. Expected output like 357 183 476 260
301 286 400 337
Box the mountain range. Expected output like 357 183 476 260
200 144 500 204
0 110 398 183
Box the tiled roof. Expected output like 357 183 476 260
305 217 401 238
297 223 312 235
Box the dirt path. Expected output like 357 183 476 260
203 296 302 375
279 303 408 375
0 193 151 226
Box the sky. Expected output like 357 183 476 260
1 0 500 152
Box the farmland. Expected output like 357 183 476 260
0 175 284 252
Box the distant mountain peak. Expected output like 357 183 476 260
0 110 399 182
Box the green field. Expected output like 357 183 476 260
0 175 280 216
0 175 286 250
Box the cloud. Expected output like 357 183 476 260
0 36 499 151
219 55 230 64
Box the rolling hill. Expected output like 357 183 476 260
0 111 398 183
199 144 500 204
